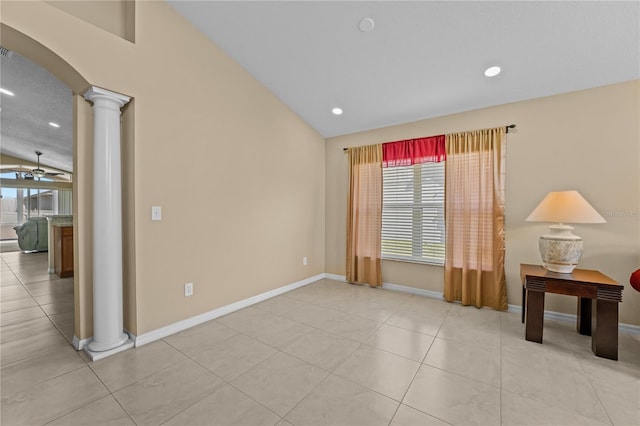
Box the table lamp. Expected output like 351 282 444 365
526 190 606 273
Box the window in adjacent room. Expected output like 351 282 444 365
381 161 445 264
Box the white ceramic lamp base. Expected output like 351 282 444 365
539 224 583 274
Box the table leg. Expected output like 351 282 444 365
576 297 592 336
592 299 619 360
521 285 526 323
525 289 545 343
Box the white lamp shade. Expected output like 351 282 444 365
526 190 606 224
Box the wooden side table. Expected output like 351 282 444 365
520 264 623 360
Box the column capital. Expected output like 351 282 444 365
84 86 130 108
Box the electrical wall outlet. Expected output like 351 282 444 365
303 256 308 266
184 282 193 297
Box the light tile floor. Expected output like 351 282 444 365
1 251 639 425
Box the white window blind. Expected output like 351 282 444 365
382 161 445 264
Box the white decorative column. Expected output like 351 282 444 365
83 87 132 359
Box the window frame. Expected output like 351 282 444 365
381 161 445 266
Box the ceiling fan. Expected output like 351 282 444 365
24 150 64 180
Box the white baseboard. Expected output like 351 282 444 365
81 272 640 354
324 274 640 336
382 282 445 300
508 303 578 323
133 273 325 347
324 273 444 300
72 335 91 351
619 323 640 336
507 304 640 336
324 273 347 282
324 274 444 300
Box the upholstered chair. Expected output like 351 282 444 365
13 217 49 252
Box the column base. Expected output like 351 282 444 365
84 337 134 361
87 332 129 352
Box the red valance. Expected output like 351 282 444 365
382 135 446 167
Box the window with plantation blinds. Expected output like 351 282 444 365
382 161 445 264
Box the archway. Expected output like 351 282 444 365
0 22 134 351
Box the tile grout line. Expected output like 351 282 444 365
226 368 300 424
3 269 636 425
501 315 618 425
221 284 471 423
207 296 402 424
181 336 286 424
389 305 455 426
571 348 616 426
277 371 334 422
191 331 326 424
4 254 71 312
43 365 137 426
381 294 446 426
0 259 73 366
396 306 504 425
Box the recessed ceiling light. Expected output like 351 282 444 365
332 107 343 115
358 17 375 32
49 122 60 128
484 66 501 77
0 88 15 96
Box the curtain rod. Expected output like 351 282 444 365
342 124 516 151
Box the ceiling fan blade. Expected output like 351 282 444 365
45 172 64 176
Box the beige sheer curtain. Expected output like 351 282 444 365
346 145 383 287
444 128 507 310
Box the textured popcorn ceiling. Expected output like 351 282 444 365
1 52 72 172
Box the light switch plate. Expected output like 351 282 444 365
151 206 162 221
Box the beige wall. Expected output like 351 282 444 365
2 0 638 337
45 0 135 42
2 0 326 335
326 80 640 326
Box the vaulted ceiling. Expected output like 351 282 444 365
167 1 639 137
1 1 638 173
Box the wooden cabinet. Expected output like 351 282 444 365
54 225 74 278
